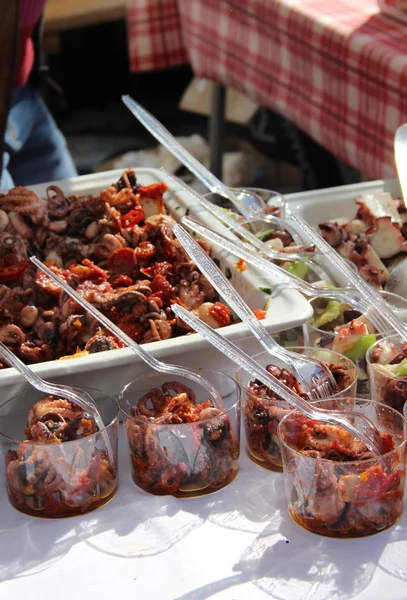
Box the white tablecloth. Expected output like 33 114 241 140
1 424 407 600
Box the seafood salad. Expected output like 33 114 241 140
0 170 232 366
308 300 380 396
243 360 355 471
5 396 117 517
124 381 239 497
279 409 405 537
368 337 407 412
319 192 407 288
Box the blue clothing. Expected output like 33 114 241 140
1 85 77 190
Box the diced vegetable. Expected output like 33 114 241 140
310 299 342 329
288 261 309 280
344 334 377 362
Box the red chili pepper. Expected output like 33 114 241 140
137 182 168 199
122 208 144 228
0 261 29 282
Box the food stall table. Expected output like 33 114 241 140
127 0 407 180
1 422 407 599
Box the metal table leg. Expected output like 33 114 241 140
208 83 226 179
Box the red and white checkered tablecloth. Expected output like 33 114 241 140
127 0 407 180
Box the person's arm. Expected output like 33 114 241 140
0 0 20 185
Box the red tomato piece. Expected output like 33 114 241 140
137 182 168 199
254 309 267 320
35 267 71 296
107 248 136 275
151 274 172 299
209 302 232 327
135 241 156 264
0 261 29 282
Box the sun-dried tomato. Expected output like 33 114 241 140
121 208 144 228
137 182 168 199
151 274 172 299
69 259 108 283
110 274 133 289
209 302 232 327
0 261 29 282
135 241 156 264
108 248 136 275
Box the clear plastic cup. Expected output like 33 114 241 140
367 333 407 413
120 369 241 497
304 291 407 398
0 387 119 518
237 348 357 472
278 397 407 538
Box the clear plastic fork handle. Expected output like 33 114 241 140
29 257 222 408
162 169 332 282
171 304 383 456
287 209 407 340
172 223 336 396
122 95 266 217
180 216 389 331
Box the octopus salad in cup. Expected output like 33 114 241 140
122 374 240 497
278 399 407 538
240 350 357 471
2 392 118 518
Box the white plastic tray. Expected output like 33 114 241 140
0 168 311 398
285 178 401 224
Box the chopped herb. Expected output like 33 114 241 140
192 231 196 237
255 227 275 240
213 258 221 267
175 206 181 211
259 287 272 295
185 208 190 216
225 267 232 280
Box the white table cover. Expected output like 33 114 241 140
1 425 407 600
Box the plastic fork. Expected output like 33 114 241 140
286 209 407 340
122 95 266 217
180 216 390 333
171 304 384 456
29 257 223 408
162 169 332 283
172 223 338 400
